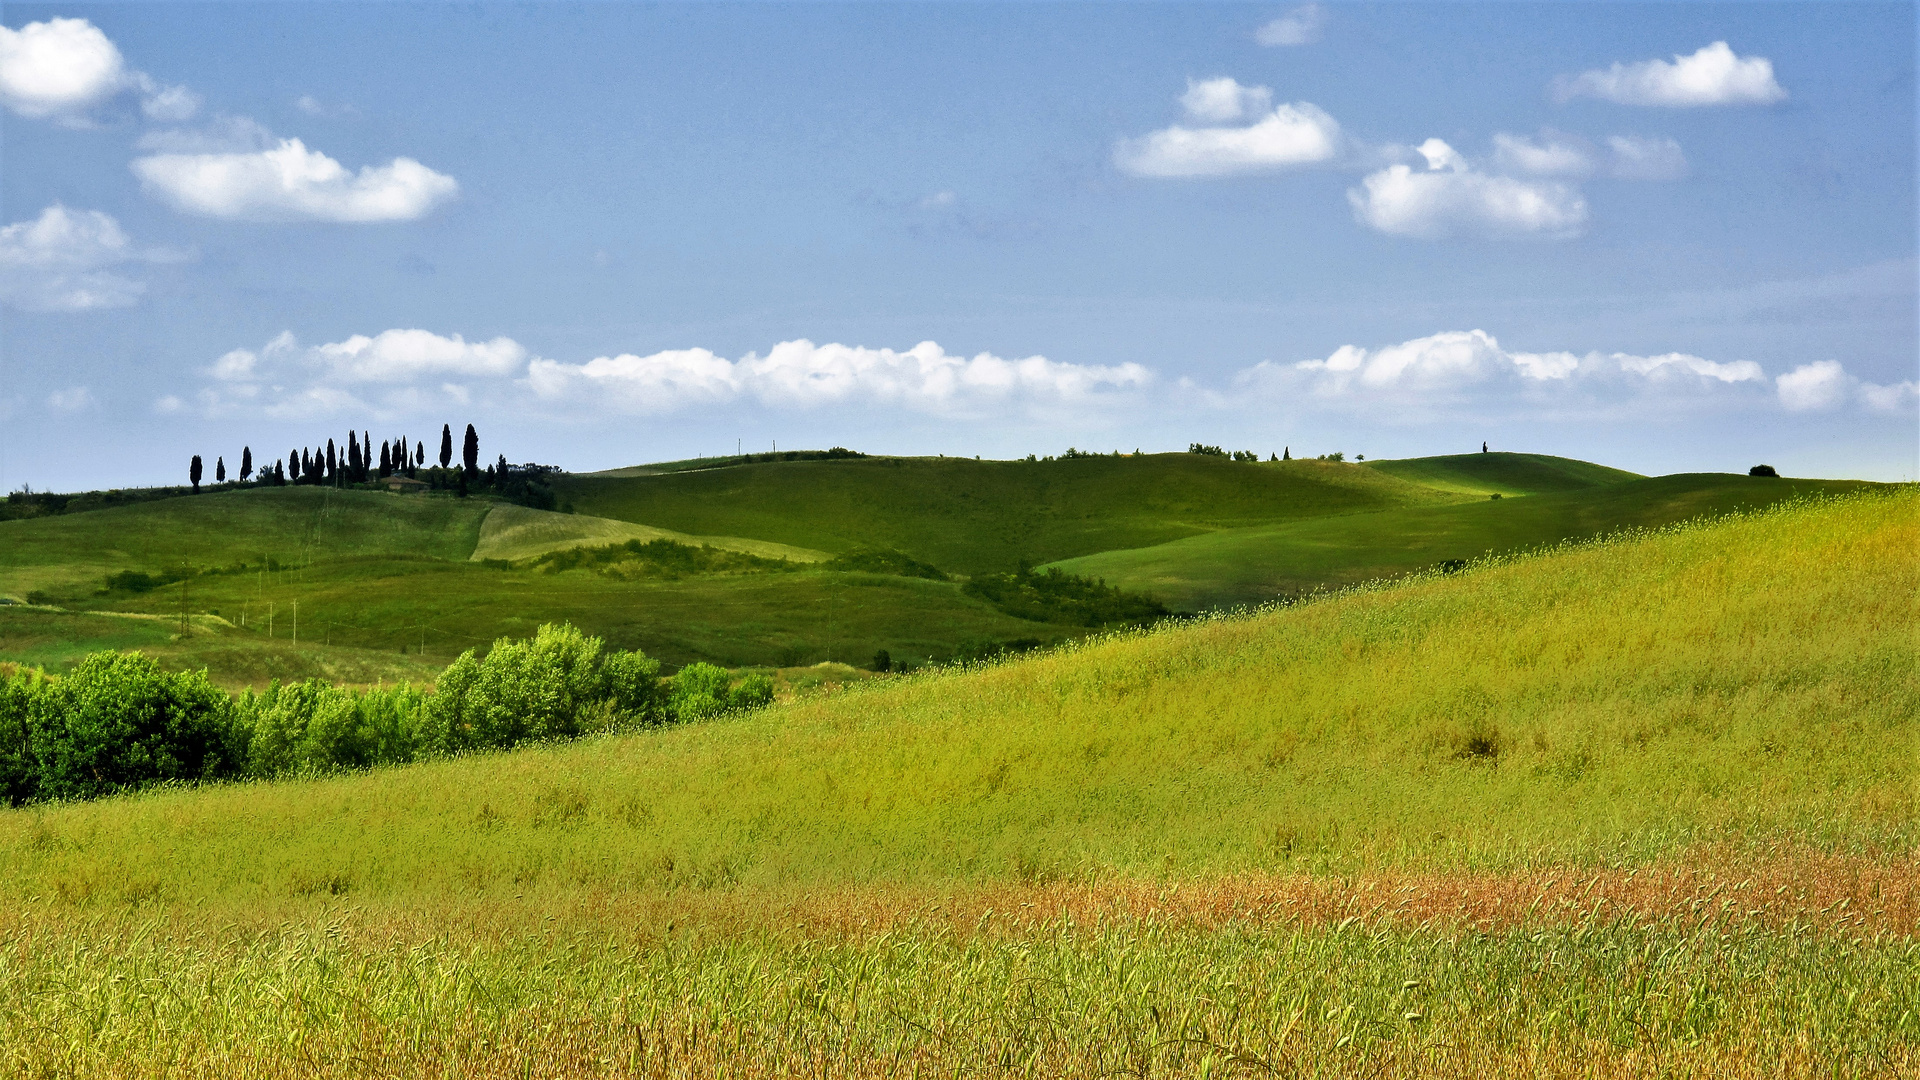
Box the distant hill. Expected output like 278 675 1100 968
556 453 1468 576
1365 451 1642 495
1051 472 1879 610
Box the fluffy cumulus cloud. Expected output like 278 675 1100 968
1554 42 1787 107
183 333 1151 421
1254 4 1327 47
1115 80 1341 177
0 17 195 124
132 137 458 222
192 329 524 418
1348 139 1588 239
527 340 1153 418
1776 360 1919 413
0 204 171 312
1232 329 1792 420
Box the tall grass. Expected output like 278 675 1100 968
0 491 1910 1076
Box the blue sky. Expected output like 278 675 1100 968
2 2 1914 490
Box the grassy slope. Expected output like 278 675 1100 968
1365 451 1641 495
0 486 490 594
7 490 1909 905
470 504 831 563
1053 474 1880 610
556 454 1467 575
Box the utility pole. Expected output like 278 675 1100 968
292 600 298 646
179 579 189 637
268 602 274 638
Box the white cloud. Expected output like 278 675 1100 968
0 18 197 125
47 386 95 412
1255 4 1327 47
1179 77 1273 124
0 17 125 122
191 329 524 418
1235 329 1776 421
1492 132 1594 178
1776 360 1919 413
0 204 156 312
1115 92 1341 177
1605 135 1688 181
527 340 1154 418
1554 42 1787 107
136 77 201 122
311 329 525 383
1348 139 1587 239
132 137 458 222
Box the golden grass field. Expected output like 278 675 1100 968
1 490 1913 1077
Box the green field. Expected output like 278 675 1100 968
1053 472 1876 610
2 490 1913 1076
0 452 1899 688
555 452 1476 575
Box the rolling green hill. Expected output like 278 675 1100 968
1364 451 1641 495
1052 473 1880 610
556 453 1469 575
3 489 1912 1076
5 489 1909 900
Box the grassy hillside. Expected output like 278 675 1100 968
0 486 490 595
2 490 1912 1076
471 504 830 563
8 489 1909 900
1053 473 1880 610
1365 451 1641 495
557 453 1468 575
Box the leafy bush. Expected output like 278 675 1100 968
30 652 247 803
1187 443 1226 457
0 623 688 806
670 663 773 721
425 623 665 753
1750 464 1779 477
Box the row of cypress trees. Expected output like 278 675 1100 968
188 424 480 492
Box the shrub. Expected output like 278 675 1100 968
33 652 247 802
425 623 619 753
670 662 734 721
1750 464 1779 477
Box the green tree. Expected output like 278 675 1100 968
439 423 453 468
189 455 203 491
240 446 252 481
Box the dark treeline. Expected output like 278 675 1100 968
0 624 773 807
175 423 566 509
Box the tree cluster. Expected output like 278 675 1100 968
186 423 485 493
0 624 772 807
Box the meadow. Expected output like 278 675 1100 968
0 489 1912 1076
3 451 1767 684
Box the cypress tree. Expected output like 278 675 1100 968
288 451 297 483
413 441 424 476
439 424 453 469
462 424 479 475
1283 446 1290 461
240 446 253 481
189 455 203 492
216 456 226 483
362 433 371 481
379 440 392 478
326 439 337 482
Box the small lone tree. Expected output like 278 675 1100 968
215 456 226 483
189 455 203 492
240 446 252 481
462 424 479 475
378 440 392 478
439 424 453 469
1283 446 1291 461
1749 464 1779 477
871 649 892 673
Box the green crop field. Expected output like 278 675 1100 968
0 489 1912 1076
